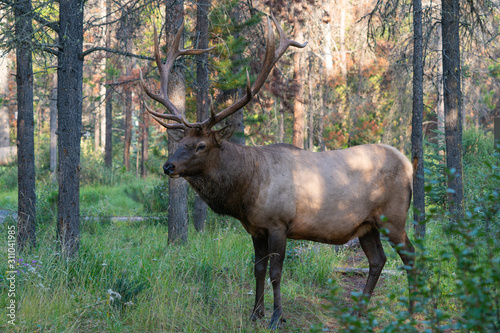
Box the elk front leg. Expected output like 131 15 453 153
251 235 269 321
268 231 287 330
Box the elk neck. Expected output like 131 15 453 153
184 140 263 221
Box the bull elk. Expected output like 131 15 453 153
140 15 415 330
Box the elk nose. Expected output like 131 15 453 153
163 163 175 175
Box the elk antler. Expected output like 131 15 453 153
142 13 307 131
140 20 215 129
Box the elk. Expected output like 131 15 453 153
141 15 415 330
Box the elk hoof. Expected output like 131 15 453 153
268 313 286 330
250 309 264 321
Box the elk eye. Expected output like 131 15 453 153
196 143 206 152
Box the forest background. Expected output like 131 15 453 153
0 0 499 332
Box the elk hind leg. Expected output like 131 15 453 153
357 227 387 313
388 232 416 313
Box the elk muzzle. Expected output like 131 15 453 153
163 162 178 177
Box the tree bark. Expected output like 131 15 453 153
122 15 134 172
224 5 245 146
0 50 9 149
292 28 305 149
15 0 36 252
441 0 464 220
307 61 314 151
193 0 210 232
50 74 57 178
436 22 445 153
140 101 148 178
104 0 113 168
99 0 106 153
123 72 132 171
166 0 188 244
412 0 425 238
93 100 100 152
57 0 84 258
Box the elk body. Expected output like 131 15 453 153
141 15 415 330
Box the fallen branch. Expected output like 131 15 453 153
333 267 401 276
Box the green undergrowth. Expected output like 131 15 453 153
0 217 363 332
0 130 498 332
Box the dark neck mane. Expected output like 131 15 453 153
184 142 260 221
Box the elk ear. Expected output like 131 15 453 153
168 129 185 142
214 124 235 145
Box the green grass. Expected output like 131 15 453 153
0 177 156 217
0 218 364 332
0 188 16 211
1 130 498 332
3 208 496 332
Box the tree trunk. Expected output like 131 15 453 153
140 103 148 178
104 0 113 168
57 0 84 258
193 0 210 232
140 102 149 178
94 100 100 152
412 0 425 238
339 0 348 82
441 0 464 220
308 62 314 151
321 8 334 152
123 25 133 171
123 73 132 171
50 74 57 178
0 51 9 149
99 0 106 153
436 22 445 153
15 0 36 252
224 5 245 146
292 28 305 149
166 0 188 244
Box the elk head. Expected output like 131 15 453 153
140 14 307 178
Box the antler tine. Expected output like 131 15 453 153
200 15 306 130
141 19 213 129
144 103 187 130
270 12 308 61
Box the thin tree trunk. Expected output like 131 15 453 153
277 97 284 143
412 0 425 238
50 74 57 177
442 0 464 220
292 28 305 149
99 0 106 153
123 75 132 171
140 101 148 178
0 51 9 149
123 29 133 171
436 22 445 153
308 61 314 151
166 0 188 244
94 99 100 152
15 0 36 252
193 0 210 232
224 5 245 146
57 0 84 258
339 0 347 82
321 8 333 152
104 0 113 168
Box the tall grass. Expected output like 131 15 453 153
0 129 498 332
0 215 357 332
